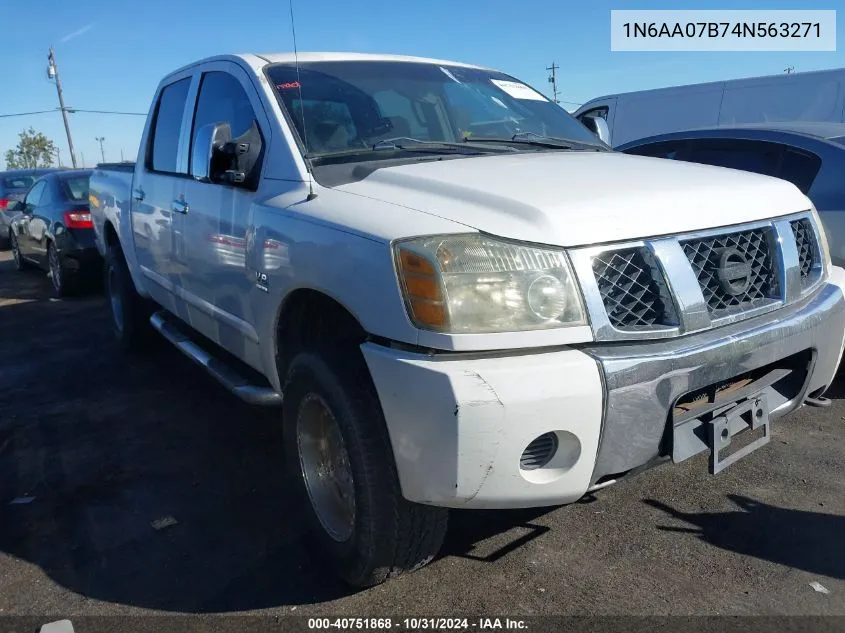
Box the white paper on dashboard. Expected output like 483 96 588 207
489 79 546 101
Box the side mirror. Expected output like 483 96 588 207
191 122 232 182
581 115 611 146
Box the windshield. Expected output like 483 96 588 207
266 61 603 158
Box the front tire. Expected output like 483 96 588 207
104 245 152 352
282 348 449 587
10 232 29 271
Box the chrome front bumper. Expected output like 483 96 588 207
586 278 845 484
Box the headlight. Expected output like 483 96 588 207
394 234 586 333
810 206 832 274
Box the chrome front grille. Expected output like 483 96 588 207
790 218 820 285
592 248 676 329
569 212 824 342
681 228 778 316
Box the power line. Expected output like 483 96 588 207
0 109 57 118
0 107 146 118
69 109 146 116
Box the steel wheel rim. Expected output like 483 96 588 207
297 393 356 542
107 265 124 334
49 246 61 292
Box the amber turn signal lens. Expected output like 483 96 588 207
409 298 446 327
399 249 435 275
404 274 441 301
397 246 447 328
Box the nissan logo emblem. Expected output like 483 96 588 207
717 248 752 296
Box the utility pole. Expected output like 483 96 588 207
120 148 125 162
54 147 61 167
47 47 78 168
80 152 86 168
546 62 560 104
96 136 106 163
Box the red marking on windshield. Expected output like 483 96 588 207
276 81 301 90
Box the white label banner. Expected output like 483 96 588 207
611 10 836 51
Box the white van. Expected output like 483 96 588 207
575 67 845 148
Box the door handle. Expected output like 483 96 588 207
172 199 189 214
132 188 145 201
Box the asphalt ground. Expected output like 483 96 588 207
1 249 844 622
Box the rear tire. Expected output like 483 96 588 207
48 242 76 298
105 245 152 352
282 347 449 587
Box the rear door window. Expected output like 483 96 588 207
149 78 191 174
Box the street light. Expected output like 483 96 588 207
95 136 106 163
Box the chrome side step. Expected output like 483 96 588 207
149 311 283 407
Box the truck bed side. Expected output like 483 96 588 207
89 163 147 295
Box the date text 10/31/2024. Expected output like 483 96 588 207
307 618 529 630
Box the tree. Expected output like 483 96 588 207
4 128 57 169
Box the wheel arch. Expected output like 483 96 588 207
274 286 369 383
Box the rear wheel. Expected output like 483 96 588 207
105 245 152 351
48 242 76 297
282 347 449 587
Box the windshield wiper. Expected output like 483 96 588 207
372 137 515 153
463 132 607 151
306 137 516 165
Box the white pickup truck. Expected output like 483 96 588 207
89 52 845 587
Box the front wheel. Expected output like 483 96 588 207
10 232 29 271
282 348 449 587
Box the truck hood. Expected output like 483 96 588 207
332 151 811 247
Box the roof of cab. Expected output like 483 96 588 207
254 52 490 69
161 52 491 81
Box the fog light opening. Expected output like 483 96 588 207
520 431 582 484
520 432 558 471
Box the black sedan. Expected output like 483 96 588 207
9 170 101 296
0 168 60 247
